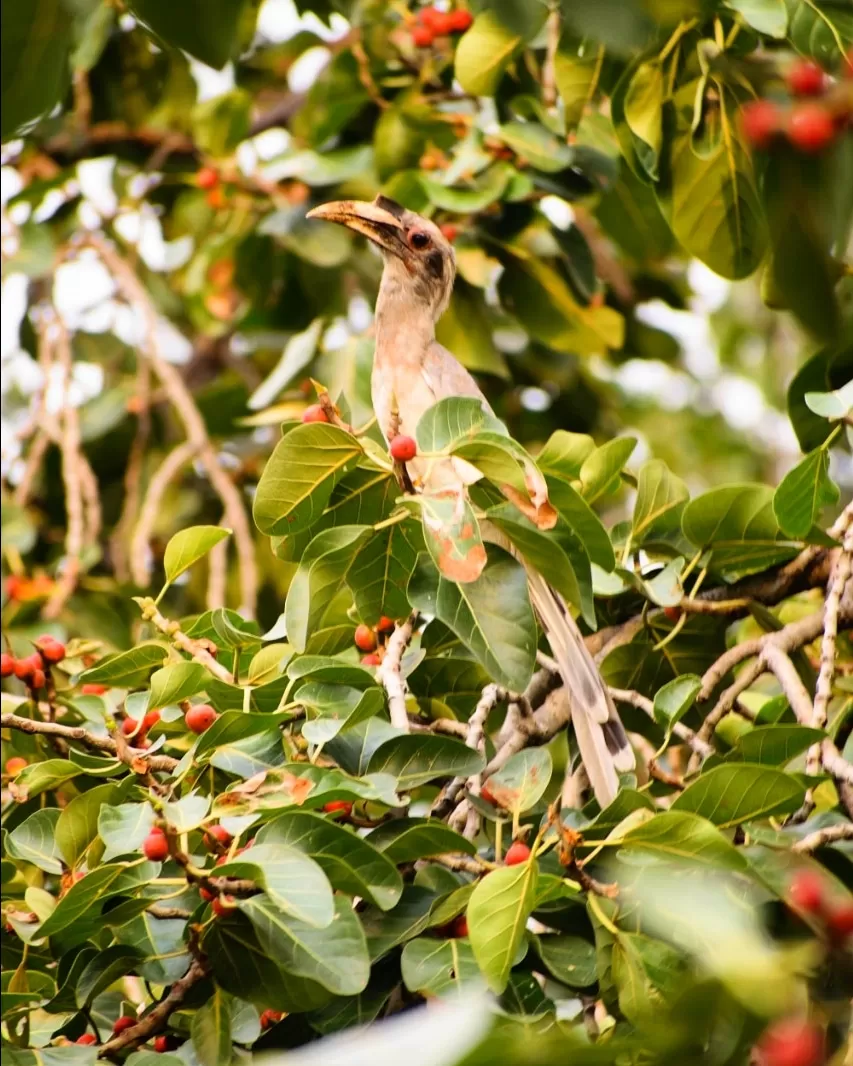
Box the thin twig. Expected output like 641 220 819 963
791 822 853 853
377 615 415 730
608 686 712 757
147 905 192 920
542 7 561 109
0 712 178 772
137 598 234 684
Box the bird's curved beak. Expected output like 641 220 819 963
306 198 405 256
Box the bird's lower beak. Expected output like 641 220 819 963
306 200 404 255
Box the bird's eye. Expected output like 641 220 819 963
409 230 431 250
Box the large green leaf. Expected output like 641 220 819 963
656 80 766 279
242 894 370 996
367 735 486 790
148 662 208 708
482 749 553 817
256 810 402 911
415 397 504 453
408 550 537 692
772 448 839 539
785 0 853 65
622 61 665 180
162 526 231 588
554 43 601 128
722 725 826 766
347 519 422 624
401 937 480 998
1 0 72 140
78 642 168 686
546 478 615 571
534 935 597 988
468 861 538 993
253 424 363 537
37 862 158 938
55 783 118 867
632 459 689 543
672 764 806 827
127 0 250 69
365 818 476 863
98 802 156 861
579 438 637 503
191 986 232 1066
727 0 787 37
615 811 751 872
300 685 384 746
215 841 335 928
453 11 530 97
6 809 63 874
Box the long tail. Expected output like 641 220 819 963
524 565 634 807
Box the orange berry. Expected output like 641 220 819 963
663 606 682 623
30 669 46 690
5 757 27 775
143 829 169 862
81 683 108 695
390 435 417 462
212 894 237 917
323 800 353 815
185 704 218 734
122 717 139 736
1 653 14 677
361 653 381 667
153 1036 171 1052
741 99 782 149
448 9 473 32
377 616 396 633
302 404 329 423
112 1016 136 1036
827 900 853 943
354 624 378 652
505 841 531 866
412 25 434 46
142 709 161 730
205 824 232 847
787 60 825 97
35 636 66 663
206 187 226 210
196 166 219 190
14 653 42 681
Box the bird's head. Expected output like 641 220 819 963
307 196 455 321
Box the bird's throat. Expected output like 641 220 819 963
373 271 436 373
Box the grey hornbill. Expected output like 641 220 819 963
307 195 634 805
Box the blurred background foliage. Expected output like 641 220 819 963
1 0 851 636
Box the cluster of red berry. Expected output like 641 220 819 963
121 707 161 748
411 5 473 47
788 868 853 942
355 615 397 666
1 635 66 691
755 1018 824 1066
741 56 853 153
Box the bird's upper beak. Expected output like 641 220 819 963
306 198 405 256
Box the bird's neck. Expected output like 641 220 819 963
374 272 435 371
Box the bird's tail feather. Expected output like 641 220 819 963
524 564 634 807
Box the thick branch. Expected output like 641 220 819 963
791 822 853 854
0 712 178 772
377 616 415 731
97 959 208 1056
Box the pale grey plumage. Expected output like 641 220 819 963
307 195 634 806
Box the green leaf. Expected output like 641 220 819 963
773 448 839 539
6 809 63 873
1 0 72 140
408 550 537 692
98 802 156 861
616 810 751 872
216 842 335 927
415 397 504 453
76 946 144 1009
805 381 853 418
193 709 289 763
554 44 601 128
546 478 615 571
148 662 208 708
257 810 403 911
672 764 806 827
497 122 574 173
247 643 291 685
37 862 158 938
365 819 477 863
786 0 853 66
723 725 826 766
78 642 168 687
535 430 596 480
162 526 231 588
248 319 324 411
484 749 553 816
468 860 538 993
191 986 232 1066
653 675 701 736
579 437 637 503
421 164 512 213
454 11 529 97
253 423 363 537
623 61 665 179
300 685 385 746
453 432 555 530
347 520 423 624
127 0 249 70
242 894 370 996
404 491 487 584
612 932 688 1023
162 792 211 832
535 935 597 988
55 783 118 868
401 937 480 997
726 0 787 37
632 459 690 543
681 484 804 581
655 80 766 279
367 735 486 790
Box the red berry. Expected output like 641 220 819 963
81 683 108 695
185 704 218 734
122 717 139 736
361 653 381 667
36 636 66 663
787 60 825 97
429 11 454 34
142 709 161 730
260 1010 283 1030
480 781 497 805
390 435 417 462
302 404 329 424
30 669 46 690
412 25 434 47
505 841 532 866
741 99 782 149
76 1034 97 1045
448 9 473 32
143 829 169 862
5 757 27 775
197 166 219 190
788 870 824 914
212 894 237 917
153 1036 171 1053
452 914 468 937
112 1016 136 1036
200 885 215 902
1 653 14 677
663 605 683 622
354 623 378 653
206 824 233 847
826 900 853 942
755 1019 823 1066
439 223 458 242
377 616 396 633
788 103 836 152
419 6 441 27
14 653 42 681
323 800 353 815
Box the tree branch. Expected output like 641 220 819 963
137 598 235 684
377 616 415 730
130 441 199 588
791 822 853 854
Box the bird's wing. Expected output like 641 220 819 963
424 341 496 412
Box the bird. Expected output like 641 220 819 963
306 195 634 806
